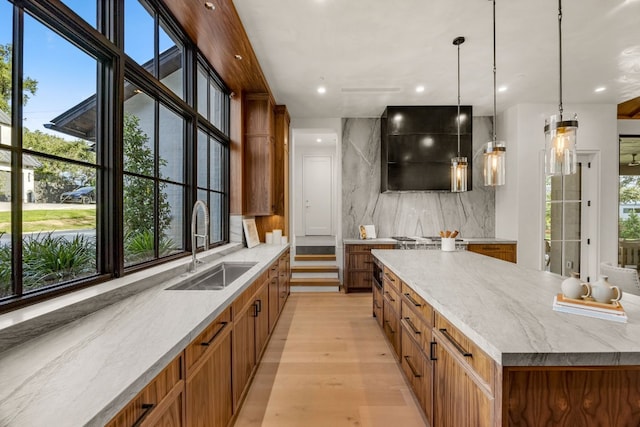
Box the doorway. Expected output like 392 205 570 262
303 155 333 235
618 135 640 267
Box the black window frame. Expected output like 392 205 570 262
0 0 231 312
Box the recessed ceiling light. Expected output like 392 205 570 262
416 85 425 93
317 86 326 94
595 86 606 92
316 138 322 143
498 85 508 92
204 2 215 10
234 54 243 60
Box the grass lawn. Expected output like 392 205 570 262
0 208 96 233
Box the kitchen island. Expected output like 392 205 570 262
372 249 640 426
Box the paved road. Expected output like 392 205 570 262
0 202 96 212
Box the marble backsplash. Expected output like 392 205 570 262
342 117 495 239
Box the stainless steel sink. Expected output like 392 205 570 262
166 262 257 291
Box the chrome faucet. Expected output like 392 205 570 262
190 200 209 272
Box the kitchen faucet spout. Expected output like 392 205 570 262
190 200 209 272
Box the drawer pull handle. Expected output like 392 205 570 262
201 321 229 346
404 355 422 378
403 293 422 307
255 299 262 313
404 317 421 335
384 292 395 302
253 303 259 317
132 403 155 427
374 301 381 309
384 273 395 282
439 328 472 357
364 261 373 264
430 341 437 361
384 320 395 334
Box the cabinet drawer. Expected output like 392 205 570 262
468 243 517 263
383 301 400 357
106 355 183 427
268 260 279 278
383 267 400 292
373 285 384 328
348 252 374 270
401 301 432 353
401 328 432 418
434 313 495 391
185 307 232 371
383 282 401 314
401 283 433 327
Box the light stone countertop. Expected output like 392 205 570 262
372 249 640 367
0 243 289 427
343 237 517 245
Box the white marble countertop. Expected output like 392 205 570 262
372 249 640 367
0 243 289 427
343 237 517 245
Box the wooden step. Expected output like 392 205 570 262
289 277 341 287
294 254 336 262
291 265 339 274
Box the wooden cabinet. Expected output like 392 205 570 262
278 249 290 311
254 279 270 359
267 260 280 332
401 328 431 419
185 308 233 427
273 105 289 217
106 355 184 427
344 243 395 292
467 243 517 263
233 295 257 408
244 93 275 216
372 283 383 328
433 329 494 427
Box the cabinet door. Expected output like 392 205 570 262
255 280 270 359
233 301 257 407
401 328 433 424
268 275 279 332
382 301 400 358
186 331 232 427
372 285 383 328
434 335 493 427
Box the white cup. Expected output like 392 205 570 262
441 238 455 252
265 232 273 244
281 236 288 245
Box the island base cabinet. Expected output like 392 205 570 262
434 332 494 427
504 367 640 426
372 285 383 328
401 328 433 423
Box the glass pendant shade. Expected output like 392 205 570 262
544 113 578 176
483 142 506 186
451 156 468 192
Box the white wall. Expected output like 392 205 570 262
496 103 618 277
618 119 640 135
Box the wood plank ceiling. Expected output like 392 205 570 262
161 0 271 97
618 96 640 120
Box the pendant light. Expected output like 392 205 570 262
451 36 468 193
483 0 506 186
544 0 578 176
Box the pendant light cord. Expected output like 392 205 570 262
492 0 497 144
457 39 461 157
558 0 563 118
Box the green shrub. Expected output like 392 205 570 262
22 232 95 290
124 229 176 265
0 233 10 297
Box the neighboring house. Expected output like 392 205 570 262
0 110 42 202
620 203 640 220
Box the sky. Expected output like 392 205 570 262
0 0 175 141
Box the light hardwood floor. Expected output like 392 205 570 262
234 293 427 427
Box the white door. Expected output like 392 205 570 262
303 155 333 235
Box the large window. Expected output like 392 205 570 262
618 135 640 267
0 0 230 310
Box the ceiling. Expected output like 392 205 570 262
233 0 640 119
